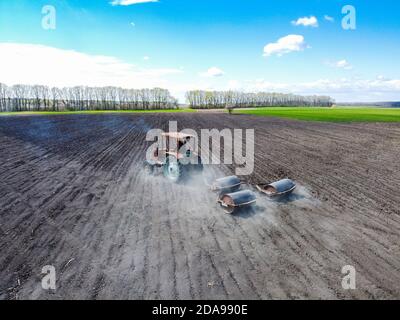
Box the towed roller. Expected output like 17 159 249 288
217 190 257 214
256 178 296 197
210 175 241 193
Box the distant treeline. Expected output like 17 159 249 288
0 83 336 112
186 90 334 109
0 83 178 112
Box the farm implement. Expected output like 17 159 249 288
144 131 296 214
210 176 296 214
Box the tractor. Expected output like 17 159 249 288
145 132 203 183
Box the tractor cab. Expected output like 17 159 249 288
149 132 196 164
161 132 195 161
145 132 203 183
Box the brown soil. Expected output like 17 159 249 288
1 113 400 300
221 196 235 207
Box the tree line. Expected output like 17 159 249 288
0 83 335 112
186 90 334 109
0 83 178 112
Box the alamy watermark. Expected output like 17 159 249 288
342 5 356 30
145 121 255 175
41 265 56 290
341 265 356 290
42 5 56 30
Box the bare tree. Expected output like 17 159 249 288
31 85 43 111
0 83 8 112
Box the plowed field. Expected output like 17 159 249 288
1 114 400 299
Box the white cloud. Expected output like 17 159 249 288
130 22 136 27
1 43 398 103
164 76 400 103
111 0 158 6
0 43 182 89
377 75 388 81
263 35 308 57
143 56 150 60
336 60 353 70
292 16 318 27
200 67 225 77
327 59 353 70
324 15 334 22
228 77 400 102
176 76 400 102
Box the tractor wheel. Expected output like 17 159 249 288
163 156 185 183
144 162 154 175
191 155 204 174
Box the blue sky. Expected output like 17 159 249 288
0 0 400 102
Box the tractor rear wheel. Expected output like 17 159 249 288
163 156 185 183
191 155 204 174
144 162 154 175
